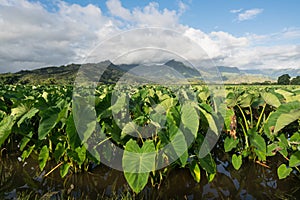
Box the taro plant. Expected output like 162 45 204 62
224 86 300 179
0 84 300 194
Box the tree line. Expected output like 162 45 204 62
277 74 300 85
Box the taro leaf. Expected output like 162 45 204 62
266 143 279 156
232 154 242 170
11 103 29 119
17 107 39 127
72 101 96 144
199 153 216 174
277 164 292 179
75 146 86 166
181 103 199 138
207 172 216 182
0 115 15 147
224 136 239 152
21 145 35 161
197 104 220 159
38 107 60 140
19 131 33 151
54 143 65 162
121 122 140 139
238 93 253 107
160 98 176 111
290 132 300 143
56 100 69 125
39 145 49 171
66 115 81 150
277 134 289 157
197 105 218 136
166 128 188 167
123 140 156 193
289 151 300 167
60 163 71 178
275 89 294 100
189 160 201 183
261 92 281 108
165 112 188 166
265 101 300 137
250 132 266 161
88 147 101 164
226 92 239 108
223 108 235 132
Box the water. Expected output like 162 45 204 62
1 151 299 200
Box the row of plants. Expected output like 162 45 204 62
0 84 300 193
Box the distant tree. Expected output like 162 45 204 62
277 74 290 85
291 76 300 85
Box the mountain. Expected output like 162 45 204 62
217 66 240 74
241 68 300 78
0 60 202 85
164 59 201 78
0 60 298 85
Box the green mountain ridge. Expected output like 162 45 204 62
0 61 298 85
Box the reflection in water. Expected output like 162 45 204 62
1 151 300 200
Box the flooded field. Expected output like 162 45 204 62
1 151 299 200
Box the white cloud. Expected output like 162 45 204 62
0 0 299 73
238 8 263 21
230 8 243 14
178 1 188 15
106 0 132 21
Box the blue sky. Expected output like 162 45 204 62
34 0 300 37
0 0 300 72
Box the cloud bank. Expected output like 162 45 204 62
0 0 299 73
237 8 264 21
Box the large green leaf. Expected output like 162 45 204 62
21 144 35 161
197 105 218 136
265 101 300 137
72 101 96 143
197 104 220 158
232 154 242 170
189 160 201 183
54 143 65 162
181 103 199 138
223 108 235 132
11 103 29 119
165 128 188 167
38 107 59 140
60 163 71 178
17 107 39 127
39 145 49 171
123 140 156 193
289 151 300 167
19 131 33 151
249 131 266 161
121 122 140 139
66 115 81 150
0 115 15 147
226 92 239 107
261 92 281 108
199 153 216 174
75 146 87 166
224 136 239 152
277 164 292 179
238 93 253 107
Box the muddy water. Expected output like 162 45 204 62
1 152 300 200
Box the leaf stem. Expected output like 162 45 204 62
237 105 249 131
44 162 63 177
256 104 266 130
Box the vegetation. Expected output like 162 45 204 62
278 74 291 85
0 84 300 194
